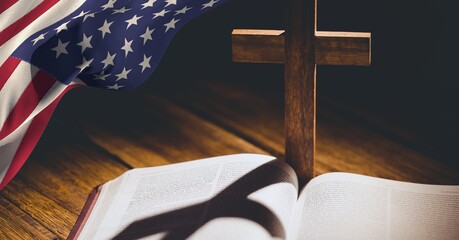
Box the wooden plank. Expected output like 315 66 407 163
151 72 286 156
2 180 77 239
315 31 371 66
55 89 268 169
150 68 459 185
232 29 371 66
0 196 57 239
232 29 284 64
0 121 129 239
284 0 317 183
315 67 459 169
316 109 459 184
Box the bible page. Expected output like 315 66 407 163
288 172 459 240
77 154 299 240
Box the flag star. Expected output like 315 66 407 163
31 33 46 45
55 21 70 33
141 0 156 9
77 33 93 53
153 9 169 19
93 71 110 80
107 83 124 90
115 67 131 81
101 0 116 10
202 0 219 9
72 10 90 19
164 18 180 33
76 57 94 72
83 12 96 22
121 38 133 57
165 0 176 7
98 20 113 38
51 39 69 58
139 54 152 73
175 6 192 16
125 15 142 30
112 7 131 15
140 27 154 45
101 52 116 69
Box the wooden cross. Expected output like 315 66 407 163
231 0 371 183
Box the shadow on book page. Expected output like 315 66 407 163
108 158 298 240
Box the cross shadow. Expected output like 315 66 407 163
112 159 297 240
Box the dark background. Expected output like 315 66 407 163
151 0 459 108
154 0 459 91
142 0 458 165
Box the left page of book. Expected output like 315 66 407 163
77 154 299 240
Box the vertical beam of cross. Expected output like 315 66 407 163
285 0 317 183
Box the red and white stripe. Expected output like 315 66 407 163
0 0 87 189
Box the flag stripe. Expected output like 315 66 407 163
0 83 80 190
25 79 86 131
0 61 39 129
0 0 42 32
0 0 18 15
0 0 85 66
0 57 20 91
0 0 59 46
0 70 55 140
0 120 31 187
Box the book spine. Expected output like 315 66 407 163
67 184 103 240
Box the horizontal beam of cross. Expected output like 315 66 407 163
232 29 371 66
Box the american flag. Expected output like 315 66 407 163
0 0 226 189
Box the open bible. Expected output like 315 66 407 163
68 154 459 240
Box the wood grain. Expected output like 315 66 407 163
315 31 371 66
151 67 459 185
0 196 57 239
284 0 317 183
232 29 371 66
149 74 286 156
232 29 284 64
56 89 267 169
2 180 77 239
322 93 459 170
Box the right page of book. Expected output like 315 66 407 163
288 172 459 240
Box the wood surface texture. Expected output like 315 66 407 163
284 0 317 183
232 29 371 66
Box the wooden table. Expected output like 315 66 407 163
1 60 458 238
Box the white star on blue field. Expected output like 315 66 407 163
13 0 225 91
